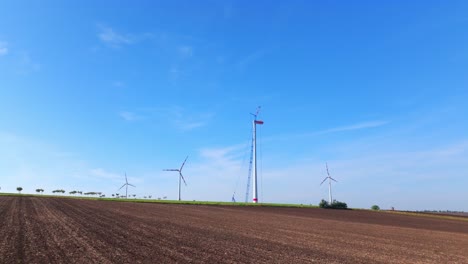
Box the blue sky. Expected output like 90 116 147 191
1 1 467 211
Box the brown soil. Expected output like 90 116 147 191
0 196 467 263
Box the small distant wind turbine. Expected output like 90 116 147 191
163 156 188 201
320 163 337 204
118 173 135 199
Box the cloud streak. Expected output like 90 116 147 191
317 120 389 134
16 52 41 74
97 24 155 48
236 49 268 70
187 137 468 210
0 41 8 56
266 120 389 142
119 111 142 122
89 168 122 180
97 25 132 47
178 45 193 58
119 106 213 131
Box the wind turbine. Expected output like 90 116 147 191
163 156 188 201
320 163 337 204
245 106 264 203
118 173 135 199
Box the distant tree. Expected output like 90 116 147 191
133 194 136 198
149 195 152 199
36 188 42 194
17 187 23 194
371 205 380 211
112 194 115 197
319 199 329 208
319 199 348 209
163 196 167 200
331 200 347 209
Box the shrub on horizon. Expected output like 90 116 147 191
319 199 329 208
319 199 348 209
371 205 380 211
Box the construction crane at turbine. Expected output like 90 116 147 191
163 156 189 201
320 163 338 204
245 107 264 203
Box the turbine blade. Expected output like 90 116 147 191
331 177 338 182
326 163 330 177
180 172 187 186
320 177 327 185
163 169 179 171
180 156 189 171
128 184 136 187
118 184 126 190
125 173 128 184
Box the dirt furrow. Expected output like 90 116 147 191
1 196 468 263
0 197 21 263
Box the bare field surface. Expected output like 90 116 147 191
0 196 467 263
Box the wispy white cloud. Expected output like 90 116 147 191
112 81 125 88
260 133 468 209
182 144 250 201
97 25 132 47
97 24 155 48
122 106 213 131
236 49 268 69
169 65 182 82
175 120 205 130
236 47 276 70
89 168 122 181
178 45 193 58
265 120 389 142
119 111 143 122
0 132 87 192
163 106 213 131
169 44 193 82
0 41 8 56
317 120 389 134
15 52 41 74
0 132 146 196
199 144 247 161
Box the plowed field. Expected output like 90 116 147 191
0 196 467 263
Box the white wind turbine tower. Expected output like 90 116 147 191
163 156 188 201
320 163 338 204
118 173 135 199
251 107 264 204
